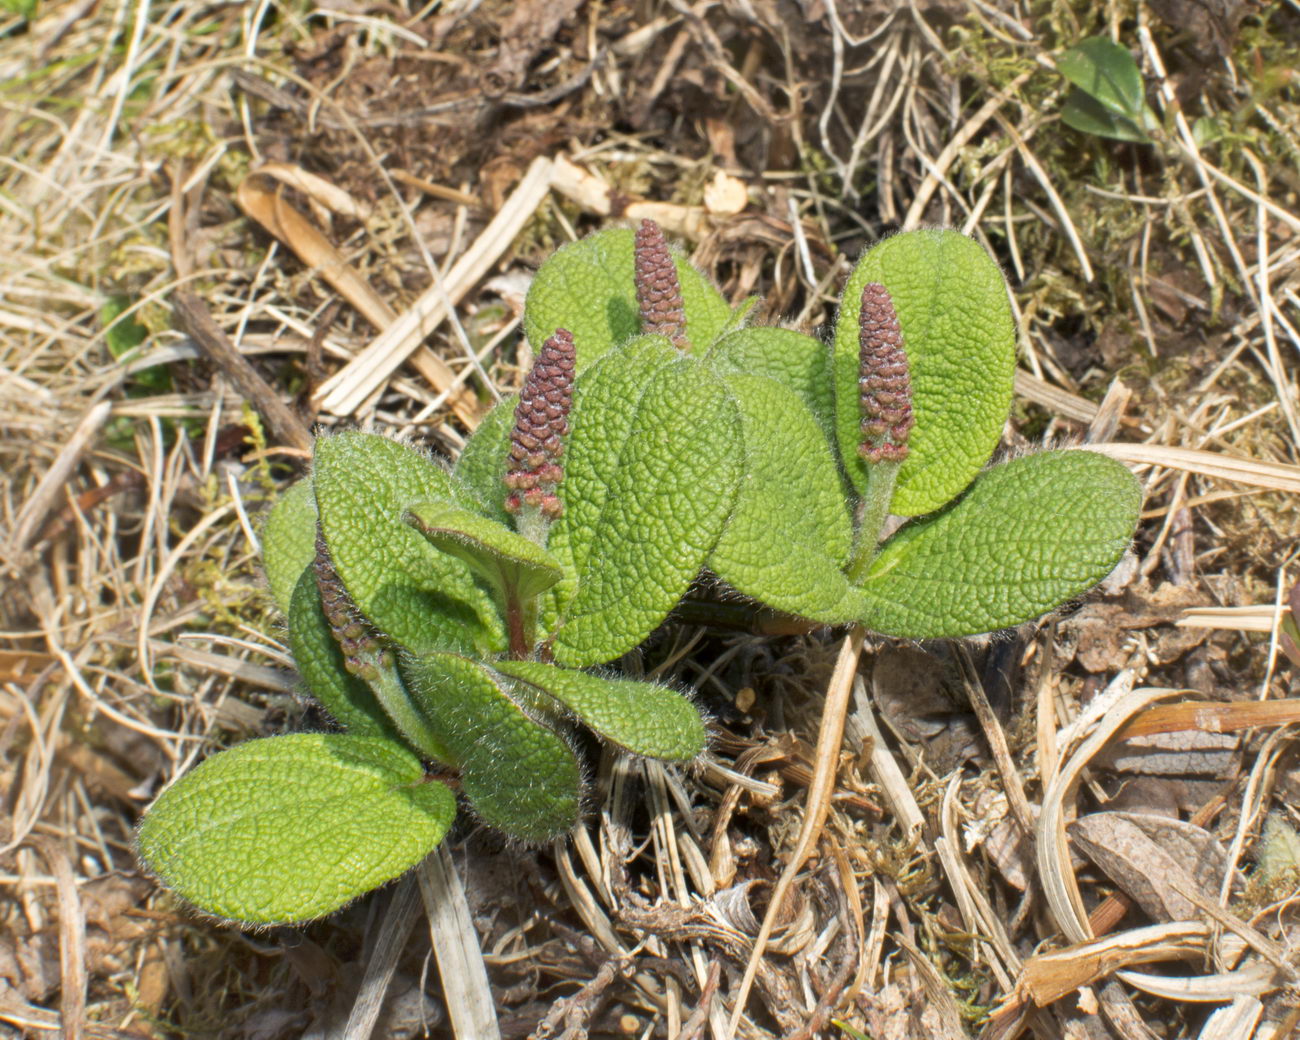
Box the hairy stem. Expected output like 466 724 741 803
846 457 902 584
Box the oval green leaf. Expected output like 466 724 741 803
857 450 1141 638
404 652 582 843
833 229 1016 516
493 660 706 761
545 339 743 666
709 372 858 622
137 734 455 925
313 432 503 655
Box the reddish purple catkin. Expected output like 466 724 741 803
504 328 576 518
858 282 915 464
634 219 689 350
313 527 391 680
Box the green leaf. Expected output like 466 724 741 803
287 567 397 738
1057 38 1149 126
708 327 835 432
523 228 732 369
709 372 858 622
545 338 743 666
405 499 564 603
313 432 504 655
857 450 1141 638
1061 89 1152 144
833 229 1016 516
493 660 706 761
137 734 455 924
262 480 319 614
404 653 581 843
453 396 515 525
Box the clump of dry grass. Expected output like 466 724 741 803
2 0 1299 1038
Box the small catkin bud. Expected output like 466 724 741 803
634 219 689 351
857 282 915 465
313 527 387 676
505 328 576 518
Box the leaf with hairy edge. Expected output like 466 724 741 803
452 396 515 525
523 228 732 369
313 433 504 655
708 327 835 432
544 338 742 666
404 652 581 843
136 734 455 925
405 500 564 603
858 450 1141 638
262 480 318 614
493 660 706 761
709 373 858 622
833 230 1016 516
287 568 397 738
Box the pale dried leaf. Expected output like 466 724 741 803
1069 812 1235 923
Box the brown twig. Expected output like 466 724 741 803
174 291 314 454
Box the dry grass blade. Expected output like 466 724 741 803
416 846 502 1040
1079 443 1300 494
315 156 554 418
727 627 863 1036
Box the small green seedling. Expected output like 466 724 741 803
1057 37 1157 144
138 220 1140 925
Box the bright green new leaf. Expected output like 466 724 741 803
834 230 1016 516
313 432 503 655
137 734 455 924
545 337 742 666
405 499 564 603
709 372 858 622
262 480 319 614
287 567 396 738
493 660 706 761
708 327 835 432
523 228 732 369
1061 89 1152 144
857 450 1141 638
1057 38 1151 127
453 396 515 525
404 652 581 843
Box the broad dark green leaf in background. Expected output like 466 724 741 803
313 433 504 656
452 396 516 526
262 479 318 614
857 450 1141 638
404 652 581 843
137 734 455 924
707 327 835 432
544 338 742 666
493 660 706 761
834 230 1017 517
523 228 732 369
709 372 859 622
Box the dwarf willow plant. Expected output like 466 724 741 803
137 221 1140 925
